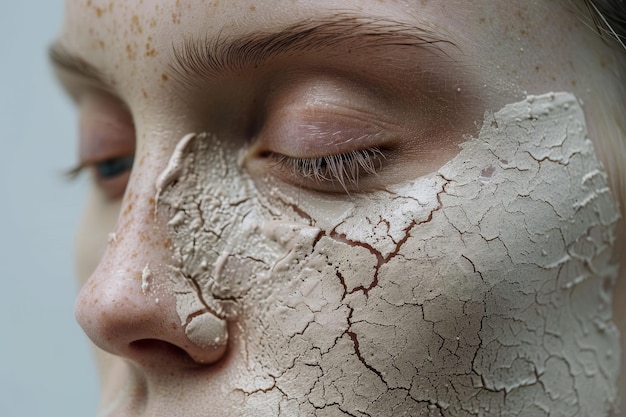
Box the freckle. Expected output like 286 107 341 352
95 7 103 17
126 44 136 60
571 79 577 86
249 5 256 11
108 2 113 12
131 14 143 34
150 18 157 28
98 39 105 49
142 89 148 98
146 48 157 57
534 65 540 72
164 239 172 249
479 17 485 24
161 73 169 81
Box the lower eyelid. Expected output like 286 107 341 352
94 170 132 201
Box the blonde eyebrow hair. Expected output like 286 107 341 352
168 13 455 86
48 42 110 87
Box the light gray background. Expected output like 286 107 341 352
0 2 98 416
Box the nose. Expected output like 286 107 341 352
75 181 229 368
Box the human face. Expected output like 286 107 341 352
52 1 625 416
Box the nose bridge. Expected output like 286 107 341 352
75 155 229 367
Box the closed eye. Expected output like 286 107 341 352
266 147 386 192
94 155 134 180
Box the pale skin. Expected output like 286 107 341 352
52 0 626 416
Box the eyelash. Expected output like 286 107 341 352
68 147 386 195
93 155 135 179
268 147 386 190
66 155 134 180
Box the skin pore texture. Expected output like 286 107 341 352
51 0 626 416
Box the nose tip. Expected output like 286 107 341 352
75 250 229 368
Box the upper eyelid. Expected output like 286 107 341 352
77 93 136 163
258 109 402 159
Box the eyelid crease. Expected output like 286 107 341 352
266 104 403 158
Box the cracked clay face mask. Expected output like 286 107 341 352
154 92 621 416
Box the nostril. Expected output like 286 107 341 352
129 339 203 367
128 316 230 367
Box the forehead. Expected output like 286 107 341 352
56 0 581 93
55 0 625 154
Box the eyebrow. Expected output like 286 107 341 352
171 13 454 85
49 13 454 88
48 42 110 86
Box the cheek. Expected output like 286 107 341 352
156 93 621 414
75 188 122 285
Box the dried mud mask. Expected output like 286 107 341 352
155 92 621 416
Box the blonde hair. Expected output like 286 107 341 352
567 0 626 210
582 0 626 50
